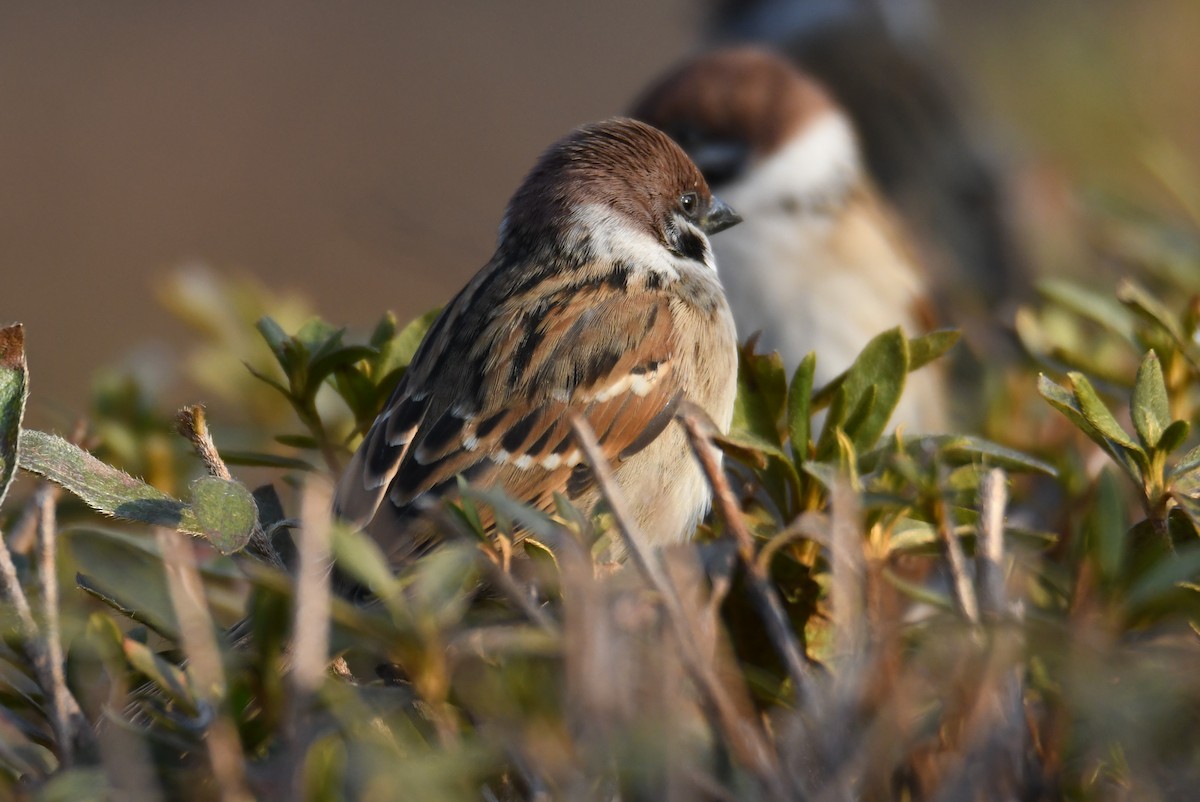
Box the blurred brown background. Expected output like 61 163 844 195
2 0 1198 423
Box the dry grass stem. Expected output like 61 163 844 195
977 468 1010 618
570 414 788 800
36 487 85 763
288 479 333 719
934 493 980 624
156 526 253 802
829 479 865 664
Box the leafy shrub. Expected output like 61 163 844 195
1 212 1199 800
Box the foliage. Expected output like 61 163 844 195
1 208 1200 800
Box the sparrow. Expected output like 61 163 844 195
334 118 742 567
633 47 947 432
705 0 1026 312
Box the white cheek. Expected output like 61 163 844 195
569 204 717 280
720 111 861 217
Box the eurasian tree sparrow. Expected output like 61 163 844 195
335 118 742 566
705 1 1026 311
633 47 947 432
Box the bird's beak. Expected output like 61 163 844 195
701 197 742 235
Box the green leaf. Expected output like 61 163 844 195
730 349 786 448
1171 442 1200 480
220 450 317 472
66 529 181 637
368 311 398 349
122 638 199 715
189 476 258 554
294 317 342 354
908 329 960 372
787 353 815 470
1158 420 1191 456
243 362 292 400
1070 372 1140 451
462 487 566 544
306 345 378 394
1086 468 1128 585
936 436 1059 476
1039 374 1143 483
375 308 441 379
1117 278 1185 343
330 522 399 601
273 434 319 449
256 316 291 361
1131 351 1170 450
840 328 908 452
1125 542 1200 616
18 429 188 527
1037 278 1137 340
0 325 28 512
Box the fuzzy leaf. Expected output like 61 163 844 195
255 317 293 365
787 353 815 469
1158 420 1191 456
908 329 960 372
375 308 441 379
189 476 258 555
1070 372 1141 451
1117 278 1185 342
368 311 398 349
1038 278 1138 340
1086 468 1127 585
220 450 317 472
1039 374 1143 483
1132 351 1170 450
841 328 907 452
0 325 27 512
122 638 198 715
731 350 786 449
1171 442 1200 480
18 430 189 528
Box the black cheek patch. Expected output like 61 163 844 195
673 229 708 264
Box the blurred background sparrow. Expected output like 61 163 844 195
334 119 741 566
705 0 1028 324
634 47 949 432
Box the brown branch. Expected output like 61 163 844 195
675 402 818 703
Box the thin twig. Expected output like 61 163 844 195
286 479 335 795
430 506 559 635
570 415 787 801
676 402 817 702
829 479 865 664
37 487 85 763
0 521 85 771
156 527 253 802
176 405 283 569
976 469 1009 619
176 405 233 481
933 493 979 625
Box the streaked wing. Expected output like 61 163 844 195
334 265 683 564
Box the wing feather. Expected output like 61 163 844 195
333 265 685 564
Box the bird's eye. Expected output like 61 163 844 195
680 192 699 216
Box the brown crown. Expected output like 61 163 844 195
631 47 837 158
502 118 712 242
